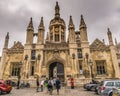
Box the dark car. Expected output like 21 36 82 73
0 80 12 95
84 80 100 91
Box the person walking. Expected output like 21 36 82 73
56 77 61 95
44 78 49 93
36 76 40 92
40 79 44 92
48 77 54 95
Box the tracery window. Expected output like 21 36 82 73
96 61 106 75
31 50 36 60
11 63 18 76
77 49 82 59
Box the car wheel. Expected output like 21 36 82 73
0 89 2 95
109 92 113 96
6 91 11 94
97 89 101 95
90 86 94 91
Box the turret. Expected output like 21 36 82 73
26 17 34 44
37 17 45 44
4 32 9 49
107 28 113 46
68 16 75 43
79 15 88 42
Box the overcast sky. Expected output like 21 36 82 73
0 0 120 56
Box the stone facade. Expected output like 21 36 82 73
0 2 120 86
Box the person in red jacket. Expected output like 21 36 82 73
70 77 74 89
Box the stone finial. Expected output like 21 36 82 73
107 28 113 46
6 32 9 39
80 14 86 28
55 1 60 17
102 39 105 44
68 16 75 29
38 17 44 30
27 17 34 31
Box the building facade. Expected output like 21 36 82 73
0 2 120 86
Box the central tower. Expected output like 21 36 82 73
47 2 66 43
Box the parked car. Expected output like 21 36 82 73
84 80 100 91
0 80 12 95
96 79 120 96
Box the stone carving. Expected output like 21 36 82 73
8 41 24 53
90 39 110 51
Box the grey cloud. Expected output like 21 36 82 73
0 0 120 55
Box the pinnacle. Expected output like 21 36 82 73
68 15 74 29
27 17 34 30
80 14 86 27
6 32 9 39
38 17 44 30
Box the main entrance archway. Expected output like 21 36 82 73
49 62 64 81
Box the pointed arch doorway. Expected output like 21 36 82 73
49 62 64 82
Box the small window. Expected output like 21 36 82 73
106 82 114 86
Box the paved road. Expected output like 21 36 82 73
1 87 99 96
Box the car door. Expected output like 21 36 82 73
104 81 114 95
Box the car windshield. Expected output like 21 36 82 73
115 82 120 88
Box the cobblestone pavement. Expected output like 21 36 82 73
1 87 99 96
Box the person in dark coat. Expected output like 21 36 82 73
36 76 39 92
56 77 61 95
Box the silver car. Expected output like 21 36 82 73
97 80 120 96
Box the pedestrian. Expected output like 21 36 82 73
44 78 49 93
48 77 54 95
36 76 40 92
53 77 56 86
70 76 74 89
56 77 61 95
40 79 44 92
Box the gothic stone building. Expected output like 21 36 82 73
0 2 120 86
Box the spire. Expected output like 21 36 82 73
68 16 75 30
107 28 113 46
6 32 9 39
115 38 117 45
80 15 86 29
38 17 44 30
27 17 34 31
55 1 60 18
4 32 9 48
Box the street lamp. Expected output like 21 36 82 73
17 61 22 89
89 59 93 81
24 55 28 79
72 53 75 77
